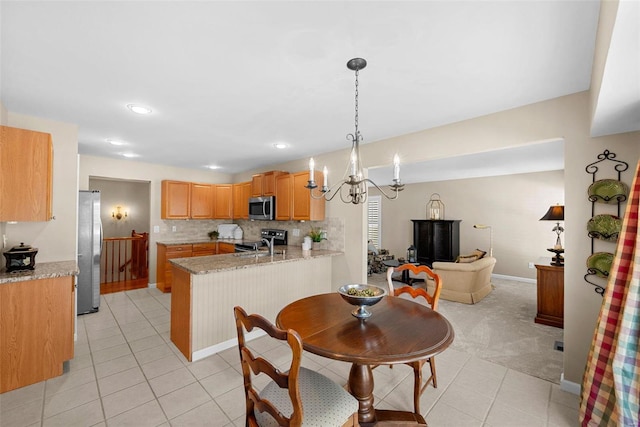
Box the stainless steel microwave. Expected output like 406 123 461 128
249 196 275 220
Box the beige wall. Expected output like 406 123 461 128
3 112 79 263
358 92 640 387
371 170 564 279
89 178 151 239
590 0 618 124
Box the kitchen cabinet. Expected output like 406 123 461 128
214 184 233 219
233 181 251 219
252 171 286 197
535 264 564 328
412 220 461 266
1 275 74 393
156 243 193 293
161 180 191 219
192 242 217 256
251 174 264 197
275 173 292 220
0 125 53 222
292 170 325 221
157 242 234 292
218 242 235 254
190 183 214 219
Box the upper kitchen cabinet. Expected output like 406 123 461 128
0 125 53 221
251 174 263 197
214 184 233 219
161 180 191 219
233 181 251 219
275 173 292 220
190 183 214 219
252 171 286 197
292 170 325 221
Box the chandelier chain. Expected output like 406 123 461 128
354 68 360 141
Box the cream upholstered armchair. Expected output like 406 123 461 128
428 256 496 304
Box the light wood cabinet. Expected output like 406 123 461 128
214 184 233 219
233 181 251 219
251 174 264 197
218 242 235 254
190 183 214 219
275 173 292 220
192 242 217 256
292 170 325 221
161 180 191 219
1 275 75 393
0 125 53 222
252 171 285 197
157 242 233 292
156 243 193 293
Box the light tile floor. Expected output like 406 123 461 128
0 287 580 426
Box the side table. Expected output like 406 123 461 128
534 263 564 328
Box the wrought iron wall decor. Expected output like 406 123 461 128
585 150 629 295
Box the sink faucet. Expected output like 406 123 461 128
261 237 275 256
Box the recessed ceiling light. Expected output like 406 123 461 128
126 104 152 115
121 153 139 158
106 138 126 146
206 165 220 170
273 143 288 149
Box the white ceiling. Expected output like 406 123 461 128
1 1 636 178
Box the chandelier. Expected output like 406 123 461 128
306 58 404 204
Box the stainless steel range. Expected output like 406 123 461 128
234 229 288 252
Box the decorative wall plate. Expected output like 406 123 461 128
588 179 629 204
586 252 614 278
587 214 622 242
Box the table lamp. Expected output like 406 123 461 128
540 204 564 266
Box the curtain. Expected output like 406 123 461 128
580 161 640 426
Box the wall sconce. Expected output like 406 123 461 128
112 206 128 220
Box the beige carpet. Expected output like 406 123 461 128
368 273 564 384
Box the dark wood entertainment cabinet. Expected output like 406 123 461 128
412 220 461 266
534 263 564 328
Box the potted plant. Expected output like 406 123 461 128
208 230 219 240
309 227 324 249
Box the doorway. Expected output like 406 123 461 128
89 177 151 293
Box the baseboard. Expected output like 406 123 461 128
492 273 536 284
191 329 266 362
148 282 157 288
560 374 581 395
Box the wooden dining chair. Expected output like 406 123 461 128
386 264 443 415
233 306 359 427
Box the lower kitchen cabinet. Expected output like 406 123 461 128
156 244 193 293
156 242 234 292
0 275 75 393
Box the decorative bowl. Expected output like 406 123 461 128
338 284 387 319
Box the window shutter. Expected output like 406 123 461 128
367 196 382 249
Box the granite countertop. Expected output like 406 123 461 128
156 238 244 245
0 260 79 284
170 247 342 275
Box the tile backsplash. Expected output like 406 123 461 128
155 218 345 252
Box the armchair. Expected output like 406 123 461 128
429 256 496 304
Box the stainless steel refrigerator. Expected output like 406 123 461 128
77 190 102 314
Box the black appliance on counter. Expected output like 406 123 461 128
3 242 38 272
234 229 288 252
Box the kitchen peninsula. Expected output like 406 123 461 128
169 248 341 361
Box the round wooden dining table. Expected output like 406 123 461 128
276 292 454 425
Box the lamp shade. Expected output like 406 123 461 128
540 205 564 221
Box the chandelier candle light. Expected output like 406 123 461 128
306 58 404 204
